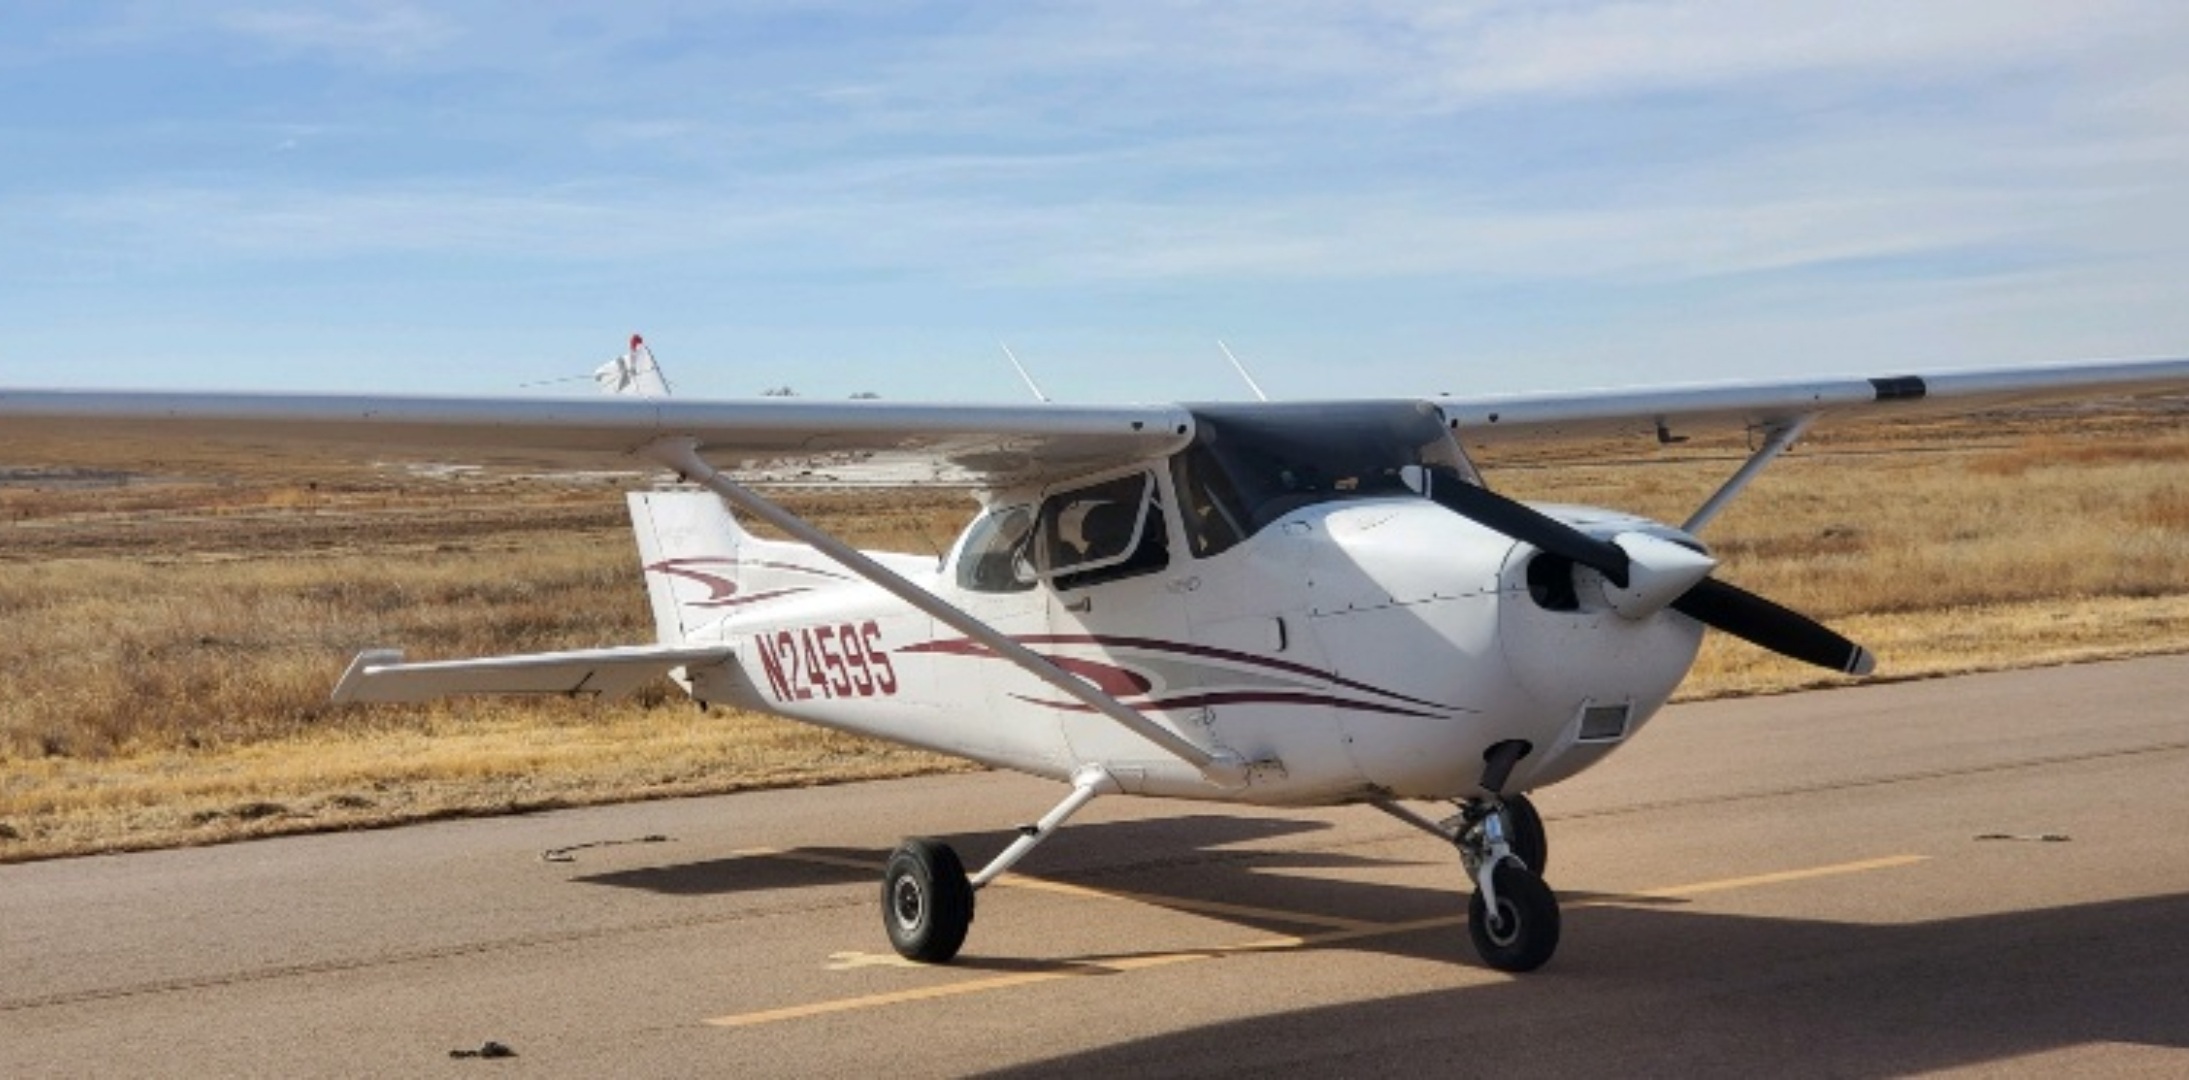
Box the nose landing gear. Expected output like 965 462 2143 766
1455 797 1560 972
1368 752 1563 973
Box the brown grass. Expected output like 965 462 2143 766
1479 414 2189 619
2 401 2186 861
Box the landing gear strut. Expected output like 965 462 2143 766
878 767 1116 964
1369 789 1563 973
1491 791 1547 874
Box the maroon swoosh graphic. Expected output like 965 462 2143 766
899 634 1450 711
645 557 740 603
1043 656 1155 697
702 586 812 609
644 557 851 609
742 559 854 581
1009 690 1446 720
898 640 1154 696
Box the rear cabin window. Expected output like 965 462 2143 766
955 505 1037 593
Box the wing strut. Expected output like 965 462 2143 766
643 437 1252 789
1681 413 1816 534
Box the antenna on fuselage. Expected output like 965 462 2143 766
1217 340 1271 402
1000 343 1051 403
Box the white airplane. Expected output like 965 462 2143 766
3 344 2185 973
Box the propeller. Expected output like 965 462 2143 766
1670 578 1876 676
1424 474 1875 677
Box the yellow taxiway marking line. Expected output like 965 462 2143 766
711 955 1217 1028
704 853 1928 1029
1601 854 1931 902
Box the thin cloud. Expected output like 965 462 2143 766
1410 1 2165 102
212 4 461 62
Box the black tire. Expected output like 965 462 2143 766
1467 863 1560 973
1503 793 1548 875
881 838 974 963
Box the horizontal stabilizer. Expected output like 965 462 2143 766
331 644 736 704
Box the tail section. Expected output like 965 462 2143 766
628 490 749 645
596 333 673 398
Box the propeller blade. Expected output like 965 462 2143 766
1670 578 1876 676
1428 480 1632 588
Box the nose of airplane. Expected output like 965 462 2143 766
1284 501 1710 798
1492 515 1710 789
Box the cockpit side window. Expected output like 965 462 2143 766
1035 471 1168 590
954 504 1036 593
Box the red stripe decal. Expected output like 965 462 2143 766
898 635 1453 712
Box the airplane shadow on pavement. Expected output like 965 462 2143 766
570 812 1494 940
568 814 1385 909
580 812 1739 965
576 811 2189 1074
976 888 2189 1077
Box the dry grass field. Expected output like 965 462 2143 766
2 401 2185 862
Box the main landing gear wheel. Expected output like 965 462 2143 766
1467 863 1560 973
882 838 974 963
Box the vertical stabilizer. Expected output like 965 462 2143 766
596 334 674 398
628 490 747 645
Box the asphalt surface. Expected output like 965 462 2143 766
6 656 2188 1078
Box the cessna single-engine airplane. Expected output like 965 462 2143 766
3 343 2185 972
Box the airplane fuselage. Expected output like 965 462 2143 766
679 494 1703 807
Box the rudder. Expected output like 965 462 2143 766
628 489 747 645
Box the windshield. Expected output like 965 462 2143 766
1176 401 1480 549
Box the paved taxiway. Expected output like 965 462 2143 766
6 655 2188 1077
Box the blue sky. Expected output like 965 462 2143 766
3 2 2185 401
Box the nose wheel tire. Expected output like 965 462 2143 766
882 838 975 963
1467 863 1560 972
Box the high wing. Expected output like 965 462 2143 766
1440 358 2189 445
0 392 1194 487
4 358 2184 474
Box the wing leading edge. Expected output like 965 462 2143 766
3 356 2184 479
0 391 1196 487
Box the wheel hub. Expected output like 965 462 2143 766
1482 897 1521 946
891 875 925 930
